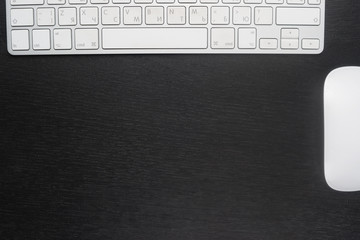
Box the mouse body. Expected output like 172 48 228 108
324 67 360 192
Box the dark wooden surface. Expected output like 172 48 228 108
1 1 360 239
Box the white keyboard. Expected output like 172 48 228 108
6 0 325 55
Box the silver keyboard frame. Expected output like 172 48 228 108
6 0 325 55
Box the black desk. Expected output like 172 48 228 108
1 1 360 239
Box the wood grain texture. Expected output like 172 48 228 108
1 1 360 239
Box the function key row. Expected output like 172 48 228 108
11 0 321 5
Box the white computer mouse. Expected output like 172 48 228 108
324 67 360 192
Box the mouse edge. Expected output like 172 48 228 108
323 66 360 192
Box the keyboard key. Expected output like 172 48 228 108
276 7 321 26
233 7 251 25
244 0 262 3
112 0 131 3
75 29 99 49
308 0 321 5
211 7 230 25
145 7 164 25
157 0 175 3
260 38 277 49
266 0 284 3
281 39 299 49
189 7 208 25
102 28 208 49
47 0 66 4
201 0 219 3
69 0 88 4
287 0 304 4
167 7 186 25
124 7 142 25
80 7 99 25
281 28 299 39
238 28 257 49
11 30 30 50
101 7 120 25
91 0 110 3
134 0 153 3
37 8 56 26
302 38 320 49
33 29 51 50
255 7 273 25
11 0 44 5
54 29 72 50
11 9 34 26
211 28 235 49
58 8 77 25
223 0 241 3
179 0 197 3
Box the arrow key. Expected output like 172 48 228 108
260 38 278 49
302 38 320 50
281 39 299 49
